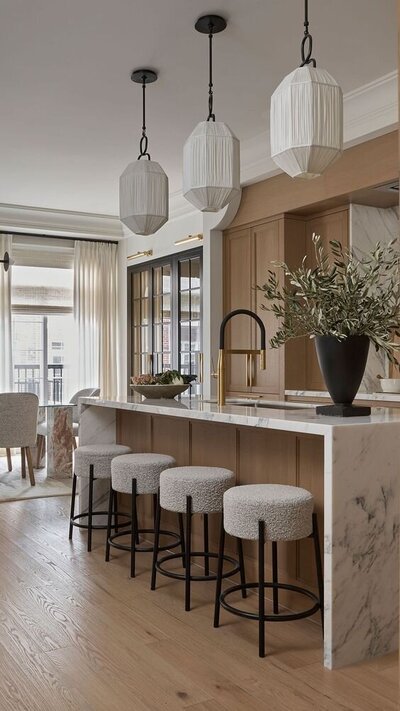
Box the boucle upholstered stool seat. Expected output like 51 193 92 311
214 484 324 658
69 443 132 552
106 453 182 578
151 466 247 612
112 453 176 494
223 484 314 541
160 466 236 513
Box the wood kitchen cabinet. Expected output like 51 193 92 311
223 209 348 398
304 207 349 391
224 216 306 398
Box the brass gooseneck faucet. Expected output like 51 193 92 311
217 309 267 406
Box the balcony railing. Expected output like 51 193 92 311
13 363 64 404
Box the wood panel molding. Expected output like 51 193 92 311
229 132 398 230
116 410 324 604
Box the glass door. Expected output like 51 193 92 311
152 263 172 374
128 248 202 393
131 268 152 376
178 254 202 395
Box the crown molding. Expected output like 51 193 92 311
0 202 124 240
0 72 396 237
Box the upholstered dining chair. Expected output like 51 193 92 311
36 387 100 466
0 392 39 486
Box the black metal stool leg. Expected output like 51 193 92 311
203 513 209 576
114 490 119 533
237 537 247 599
213 514 225 627
312 512 324 633
153 494 157 528
258 520 265 658
185 496 192 612
272 541 279 614
105 483 114 562
178 513 185 567
87 465 94 552
151 490 162 590
130 478 137 578
69 473 77 540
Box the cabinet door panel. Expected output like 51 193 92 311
305 209 349 391
252 220 283 395
224 229 252 393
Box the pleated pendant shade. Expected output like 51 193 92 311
119 159 168 235
183 120 240 212
270 65 343 179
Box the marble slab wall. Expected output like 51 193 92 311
350 204 399 393
325 422 400 668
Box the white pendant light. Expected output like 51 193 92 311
120 69 168 235
270 0 343 179
183 15 240 213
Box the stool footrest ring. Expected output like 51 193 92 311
220 581 321 622
108 528 181 553
156 551 240 582
70 511 130 531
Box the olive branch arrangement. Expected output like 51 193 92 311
257 234 400 365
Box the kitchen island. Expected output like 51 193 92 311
79 395 400 670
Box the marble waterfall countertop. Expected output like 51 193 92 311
79 394 400 670
79 395 400 436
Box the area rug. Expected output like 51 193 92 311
0 455 72 503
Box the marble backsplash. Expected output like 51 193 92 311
350 203 399 393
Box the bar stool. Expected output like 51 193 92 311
214 484 324 657
69 443 132 552
106 453 183 578
151 466 247 612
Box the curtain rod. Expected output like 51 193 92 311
0 229 118 245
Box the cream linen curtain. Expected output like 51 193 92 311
74 241 118 399
0 234 13 392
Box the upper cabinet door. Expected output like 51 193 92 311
252 219 283 396
305 207 349 391
224 228 252 394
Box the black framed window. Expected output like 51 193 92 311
128 248 202 394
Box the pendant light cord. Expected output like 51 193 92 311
207 21 216 121
138 75 151 159
300 0 316 67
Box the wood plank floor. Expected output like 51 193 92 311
0 496 398 711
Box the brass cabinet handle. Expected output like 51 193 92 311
147 353 153 374
249 353 253 388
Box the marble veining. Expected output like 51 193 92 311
46 405 74 479
79 396 400 669
350 204 399 393
325 425 399 667
79 396 400 435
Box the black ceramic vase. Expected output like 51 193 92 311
314 335 371 416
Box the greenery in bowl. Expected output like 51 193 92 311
131 370 197 386
257 234 400 365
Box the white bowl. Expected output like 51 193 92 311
379 378 400 394
130 384 190 399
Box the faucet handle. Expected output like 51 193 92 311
260 349 267 370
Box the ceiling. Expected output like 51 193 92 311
0 0 397 216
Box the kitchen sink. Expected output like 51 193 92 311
200 398 313 411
